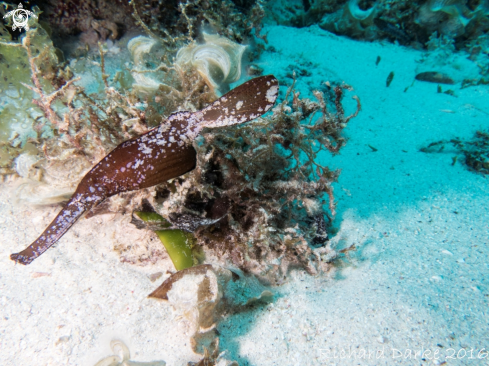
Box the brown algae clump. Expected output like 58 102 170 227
150 81 361 282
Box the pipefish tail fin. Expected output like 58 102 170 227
10 192 104 265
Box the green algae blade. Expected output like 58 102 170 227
134 211 193 270
155 229 194 270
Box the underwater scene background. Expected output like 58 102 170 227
0 0 488 365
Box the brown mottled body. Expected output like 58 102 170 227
11 75 279 265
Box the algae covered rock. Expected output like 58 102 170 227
0 11 60 167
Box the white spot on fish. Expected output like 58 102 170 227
133 159 143 169
140 144 153 155
266 85 278 103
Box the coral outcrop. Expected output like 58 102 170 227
319 0 379 40
31 0 131 48
129 0 266 45
415 0 489 39
34 0 265 54
265 0 489 48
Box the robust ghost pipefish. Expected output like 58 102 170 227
11 75 279 265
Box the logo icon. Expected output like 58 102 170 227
3 3 38 31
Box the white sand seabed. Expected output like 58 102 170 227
1 25 488 365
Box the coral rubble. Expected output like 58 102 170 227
149 264 272 355
420 130 489 174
